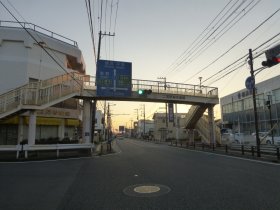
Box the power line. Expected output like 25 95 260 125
161 0 236 77
185 3 278 83
85 0 97 64
177 0 260 79
203 31 280 86
182 0 261 77
164 0 247 76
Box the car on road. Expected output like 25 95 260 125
264 136 280 145
251 132 280 145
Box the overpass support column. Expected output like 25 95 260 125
208 106 216 145
58 119 65 140
83 99 92 143
28 110 36 145
18 116 24 144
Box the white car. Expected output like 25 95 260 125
221 132 245 144
265 136 280 145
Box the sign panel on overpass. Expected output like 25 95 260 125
96 60 132 97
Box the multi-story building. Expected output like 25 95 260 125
136 119 154 138
153 113 188 141
220 75 280 136
0 21 102 145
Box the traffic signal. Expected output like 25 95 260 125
262 44 280 68
262 57 280 67
137 89 152 95
138 89 144 95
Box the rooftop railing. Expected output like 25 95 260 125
0 20 78 47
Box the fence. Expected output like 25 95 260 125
169 140 280 161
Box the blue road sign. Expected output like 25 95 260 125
245 76 255 90
96 60 132 97
168 103 174 122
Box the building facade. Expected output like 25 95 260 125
0 21 91 145
153 113 188 141
220 75 280 136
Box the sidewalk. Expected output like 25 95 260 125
93 140 118 156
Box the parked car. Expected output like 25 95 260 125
221 132 245 144
264 136 280 145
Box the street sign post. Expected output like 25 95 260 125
245 76 255 90
96 60 132 97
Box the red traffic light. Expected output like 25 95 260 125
262 57 280 67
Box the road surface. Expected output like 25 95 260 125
0 139 279 210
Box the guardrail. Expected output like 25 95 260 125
168 140 280 161
0 143 94 160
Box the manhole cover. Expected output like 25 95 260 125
123 184 170 197
134 185 161 194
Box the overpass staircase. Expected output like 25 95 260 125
0 73 83 119
185 105 208 129
195 115 221 144
185 105 221 144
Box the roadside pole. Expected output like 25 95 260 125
248 49 261 157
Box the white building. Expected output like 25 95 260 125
153 113 188 141
0 21 87 145
137 119 154 138
220 74 280 135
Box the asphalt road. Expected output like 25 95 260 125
0 139 280 210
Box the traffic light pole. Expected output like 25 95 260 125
249 49 261 157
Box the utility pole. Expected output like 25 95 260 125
143 104 146 135
199 76 202 91
158 77 168 140
267 95 274 144
134 108 139 121
94 30 115 143
103 101 106 141
107 103 116 141
140 104 146 136
248 49 261 157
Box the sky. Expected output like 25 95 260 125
1 0 280 130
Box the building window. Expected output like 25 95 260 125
244 97 253 110
273 88 280 104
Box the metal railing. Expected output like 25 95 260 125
0 72 83 118
196 115 221 144
169 141 280 161
0 73 218 119
82 75 219 98
0 20 78 47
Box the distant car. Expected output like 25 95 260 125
221 132 244 144
251 132 280 144
116 134 124 140
264 136 280 145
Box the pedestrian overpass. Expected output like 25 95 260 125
0 72 219 146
